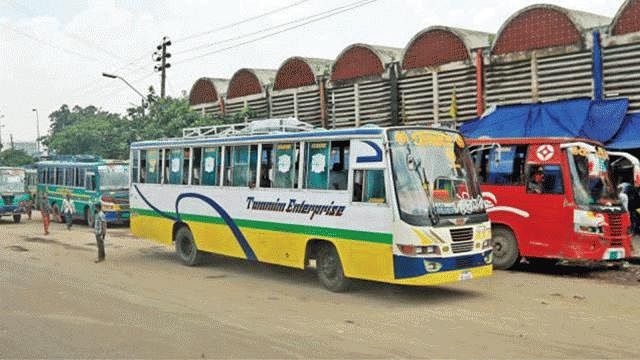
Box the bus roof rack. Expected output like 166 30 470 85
46 154 103 163
182 117 316 138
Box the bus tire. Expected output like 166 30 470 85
491 226 520 270
316 243 351 292
13 214 21 223
85 207 94 227
174 226 203 266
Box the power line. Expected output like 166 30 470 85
174 0 379 66
174 0 311 42
1 22 103 63
4 0 127 65
173 0 373 57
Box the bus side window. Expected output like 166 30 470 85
260 144 273 188
47 167 55 184
65 168 75 187
192 148 202 185
329 141 349 190
526 164 564 194
162 149 171 184
168 148 183 185
132 150 139 183
305 142 330 190
272 143 296 189
56 167 64 185
353 170 386 203
145 149 159 184
77 168 85 188
201 147 220 186
86 173 96 191
232 146 250 187
482 146 527 186
182 148 190 185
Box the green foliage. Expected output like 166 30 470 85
0 149 36 167
43 89 224 159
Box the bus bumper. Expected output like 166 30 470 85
565 233 633 261
391 250 493 286
104 211 130 224
0 205 23 216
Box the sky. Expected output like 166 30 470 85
0 0 625 144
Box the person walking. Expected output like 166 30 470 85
61 193 75 230
94 203 107 263
40 193 51 235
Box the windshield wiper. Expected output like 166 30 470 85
406 146 440 226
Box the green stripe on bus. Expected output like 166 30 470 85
132 207 392 245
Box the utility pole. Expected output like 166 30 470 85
32 108 40 154
10 134 14 150
154 36 172 98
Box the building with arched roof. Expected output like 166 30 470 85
270 57 332 127
399 26 492 125
486 4 610 108
328 43 402 128
224 68 277 118
188 78 229 116
603 0 640 112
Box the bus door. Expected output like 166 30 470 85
522 144 569 256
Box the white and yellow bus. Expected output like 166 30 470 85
129 118 492 291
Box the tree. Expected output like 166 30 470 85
0 149 36 166
42 105 130 159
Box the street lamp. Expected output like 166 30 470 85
32 108 40 154
0 114 5 151
101 72 148 117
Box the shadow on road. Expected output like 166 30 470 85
506 260 640 285
129 247 484 304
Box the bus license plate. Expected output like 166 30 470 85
459 271 473 281
604 249 624 260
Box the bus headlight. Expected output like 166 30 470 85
484 252 493 264
101 203 118 211
398 245 441 256
424 261 443 273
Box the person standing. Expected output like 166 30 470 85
61 193 75 230
94 203 107 263
40 193 51 235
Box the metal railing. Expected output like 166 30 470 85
182 117 316 138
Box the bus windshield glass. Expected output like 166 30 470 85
98 165 129 190
0 169 25 193
566 144 619 207
388 129 484 226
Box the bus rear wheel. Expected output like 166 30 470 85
316 243 351 292
13 214 21 223
491 227 520 270
175 226 204 266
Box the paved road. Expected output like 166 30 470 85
1 214 639 358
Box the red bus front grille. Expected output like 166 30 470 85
605 213 624 246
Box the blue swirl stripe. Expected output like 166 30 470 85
134 184 257 261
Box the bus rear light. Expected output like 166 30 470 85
397 245 441 256
101 196 115 203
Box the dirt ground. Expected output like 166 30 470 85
1 213 640 358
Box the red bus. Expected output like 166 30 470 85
467 138 633 269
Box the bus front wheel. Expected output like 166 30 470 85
175 226 203 266
491 227 520 270
13 214 21 223
84 207 94 227
316 244 351 292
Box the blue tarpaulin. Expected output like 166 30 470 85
607 113 640 149
460 97 630 146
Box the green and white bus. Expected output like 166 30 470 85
36 156 130 225
0 167 30 223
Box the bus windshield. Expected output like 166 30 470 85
0 169 25 193
388 129 484 226
566 144 619 207
98 165 129 190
